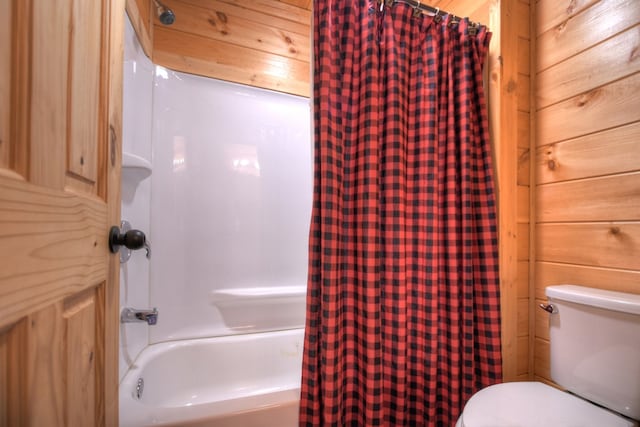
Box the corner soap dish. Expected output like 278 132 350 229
122 152 152 183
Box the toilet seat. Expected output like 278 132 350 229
457 382 636 427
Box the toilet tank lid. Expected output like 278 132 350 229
546 285 640 316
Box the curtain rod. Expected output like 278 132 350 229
378 0 484 32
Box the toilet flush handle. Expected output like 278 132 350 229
539 303 556 314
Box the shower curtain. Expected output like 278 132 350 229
300 1 502 426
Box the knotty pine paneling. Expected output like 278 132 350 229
533 337 550 378
517 223 529 262
518 112 532 187
537 223 640 271
537 72 640 147
187 0 312 23
537 122 640 184
517 261 529 298
482 0 532 381
516 336 529 377
126 0 152 57
517 37 530 74
537 173 640 222
160 0 310 61
517 298 529 337
153 0 311 96
517 74 530 112
279 0 311 10
153 26 310 96
517 147 529 185
536 0 639 72
537 25 640 108
517 185 529 223
536 0 599 37
535 261 640 300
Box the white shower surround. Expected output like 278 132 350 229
149 62 312 343
120 17 154 382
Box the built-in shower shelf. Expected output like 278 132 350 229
122 152 152 184
210 286 306 332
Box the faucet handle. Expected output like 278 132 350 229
121 307 158 325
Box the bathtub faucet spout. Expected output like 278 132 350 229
121 307 158 325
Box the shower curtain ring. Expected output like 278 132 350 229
413 0 422 17
433 7 442 22
468 22 479 36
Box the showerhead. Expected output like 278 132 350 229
153 0 175 25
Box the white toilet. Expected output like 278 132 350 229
456 284 640 427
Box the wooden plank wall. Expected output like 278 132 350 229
533 0 640 384
126 0 153 57
498 0 532 383
514 0 532 382
127 0 312 97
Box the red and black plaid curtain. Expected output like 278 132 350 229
300 1 502 425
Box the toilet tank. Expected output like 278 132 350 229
546 285 640 421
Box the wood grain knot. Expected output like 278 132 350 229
208 18 216 27
506 79 516 93
547 159 556 171
216 11 228 24
575 89 599 108
546 143 555 156
630 46 639 63
566 0 576 15
609 226 621 235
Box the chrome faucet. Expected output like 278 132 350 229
121 307 158 325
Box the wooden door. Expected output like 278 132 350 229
0 0 124 425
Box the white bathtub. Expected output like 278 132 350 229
119 328 304 426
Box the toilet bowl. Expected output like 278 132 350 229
455 382 636 427
456 285 640 427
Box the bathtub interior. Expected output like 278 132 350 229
119 329 305 427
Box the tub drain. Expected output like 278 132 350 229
136 377 144 399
